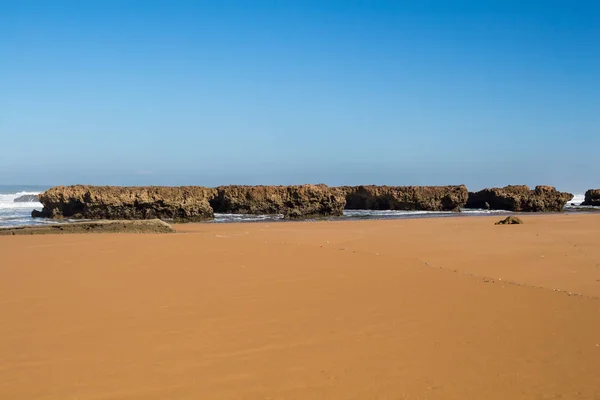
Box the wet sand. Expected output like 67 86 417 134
1 214 600 399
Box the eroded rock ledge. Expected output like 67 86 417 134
32 185 217 221
210 185 346 219
341 185 469 211
31 184 575 222
0 219 174 235
32 184 346 221
465 185 573 212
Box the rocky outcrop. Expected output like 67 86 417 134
13 194 40 202
341 185 468 211
32 185 216 222
0 219 175 235
582 189 600 206
31 184 575 221
465 185 573 212
210 185 346 219
32 185 346 221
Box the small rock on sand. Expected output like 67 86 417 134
495 216 524 225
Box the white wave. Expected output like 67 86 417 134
212 209 512 223
565 193 585 206
461 208 512 214
345 210 445 217
0 191 43 228
344 209 509 219
0 191 42 209
213 213 284 223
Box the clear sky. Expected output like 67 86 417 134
1 1 598 191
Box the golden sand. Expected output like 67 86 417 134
1 214 600 399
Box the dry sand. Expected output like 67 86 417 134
1 214 600 399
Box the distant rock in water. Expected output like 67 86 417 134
495 216 524 225
341 185 468 211
33 185 217 222
13 194 39 202
210 185 346 219
465 186 573 212
582 189 600 206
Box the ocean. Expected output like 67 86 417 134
0 186 50 228
0 185 592 228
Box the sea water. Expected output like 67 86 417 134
0 185 49 228
0 185 592 228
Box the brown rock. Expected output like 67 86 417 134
495 216 524 225
465 185 573 212
582 189 600 206
210 185 346 219
0 219 175 235
341 185 468 211
33 185 216 222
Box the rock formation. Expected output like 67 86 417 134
341 185 468 211
13 194 40 202
32 184 346 221
495 216 524 225
465 185 573 212
0 219 175 235
210 185 346 219
582 189 600 206
32 185 216 222
31 184 574 222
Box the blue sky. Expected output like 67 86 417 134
1 1 598 191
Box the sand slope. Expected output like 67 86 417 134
1 214 599 399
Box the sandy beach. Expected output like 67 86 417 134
1 214 600 399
